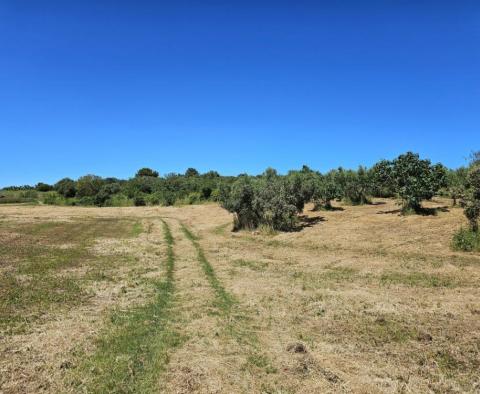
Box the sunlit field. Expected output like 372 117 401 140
1 199 479 393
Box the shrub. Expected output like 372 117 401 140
55 178 77 198
76 175 103 198
186 192 202 205
94 184 121 206
221 170 299 232
36 182 53 192
452 228 480 251
133 195 146 206
107 194 133 207
43 191 65 205
20 190 38 200
220 176 259 230
78 196 95 206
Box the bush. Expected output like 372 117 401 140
55 178 77 198
78 196 95 206
94 184 121 207
43 191 65 205
186 192 202 205
20 190 38 200
36 182 53 192
76 175 103 197
220 170 299 232
107 194 133 207
133 195 146 206
452 228 480 251
221 176 259 231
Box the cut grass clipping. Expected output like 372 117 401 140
70 220 179 393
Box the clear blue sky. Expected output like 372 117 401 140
1 1 479 187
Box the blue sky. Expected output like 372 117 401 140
1 1 479 186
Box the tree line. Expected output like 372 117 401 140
1 151 479 249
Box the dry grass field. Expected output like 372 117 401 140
1 198 479 393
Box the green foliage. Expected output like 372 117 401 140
133 194 146 206
447 168 468 206
221 176 259 230
313 174 340 210
54 178 77 198
135 167 159 177
221 169 301 232
452 228 480 252
42 191 66 205
463 164 480 232
342 166 371 205
185 167 199 177
35 182 53 192
76 175 103 198
94 183 121 206
375 152 447 213
370 160 396 197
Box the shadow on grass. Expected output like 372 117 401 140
377 206 450 216
293 215 326 231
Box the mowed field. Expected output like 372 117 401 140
1 199 479 393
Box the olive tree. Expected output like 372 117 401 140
220 176 259 231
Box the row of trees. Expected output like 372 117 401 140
3 152 478 236
36 168 230 207
219 152 449 231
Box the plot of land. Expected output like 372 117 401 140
0 199 479 393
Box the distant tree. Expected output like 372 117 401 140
313 174 340 210
76 175 103 198
343 167 371 205
370 160 395 197
390 152 446 213
54 178 77 198
94 183 121 206
135 168 159 178
447 168 468 206
185 168 199 177
464 165 480 232
35 182 53 192
204 170 220 178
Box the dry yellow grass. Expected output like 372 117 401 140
0 199 479 393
